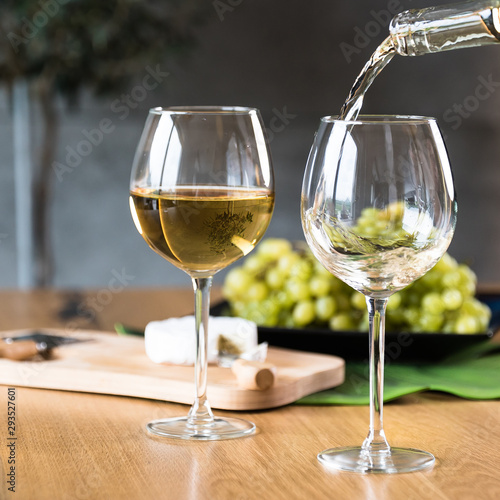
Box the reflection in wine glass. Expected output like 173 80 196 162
302 115 457 472
130 106 274 440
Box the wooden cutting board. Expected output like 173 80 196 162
0 329 345 410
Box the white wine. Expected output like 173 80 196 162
339 36 395 121
303 207 453 297
130 186 274 277
340 2 500 121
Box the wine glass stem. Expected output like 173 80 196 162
187 276 215 426
362 297 390 455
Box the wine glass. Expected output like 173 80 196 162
301 115 457 473
129 106 274 440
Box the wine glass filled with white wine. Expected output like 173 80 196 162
302 115 457 472
130 106 274 440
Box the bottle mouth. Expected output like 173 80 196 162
389 3 500 54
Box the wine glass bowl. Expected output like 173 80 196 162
302 115 457 472
130 106 274 440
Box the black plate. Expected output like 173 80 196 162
210 294 499 362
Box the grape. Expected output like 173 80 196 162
350 292 366 310
289 259 313 281
358 207 379 221
418 313 443 332
223 267 253 299
292 300 316 327
384 201 405 220
329 313 357 331
433 253 457 274
229 301 244 314
460 280 477 298
442 289 463 310
314 260 333 278
403 307 420 329
278 252 300 272
255 299 281 327
457 264 477 286
315 296 337 321
441 270 462 289
386 293 401 311
275 290 295 309
421 293 445 315
243 254 267 274
257 238 293 259
238 303 262 324
265 268 286 290
454 315 479 334
461 297 485 316
457 265 477 297
420 270 442 288
247 282 269 302
221 236 490 335
286 279 311 302
309 276 331 297
476 303 491 331
356 224 378 238
358 312 370 332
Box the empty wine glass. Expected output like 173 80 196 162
130 106 274 440
301 115 457 473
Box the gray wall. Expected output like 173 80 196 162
1 0 500 289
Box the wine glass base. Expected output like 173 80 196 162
318 446 435 474
146 417 256 441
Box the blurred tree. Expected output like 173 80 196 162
0 0 207 287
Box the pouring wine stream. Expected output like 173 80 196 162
339 2 500 121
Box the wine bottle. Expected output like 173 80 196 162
390 1 500 56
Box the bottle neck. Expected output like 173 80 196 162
389 1 500 56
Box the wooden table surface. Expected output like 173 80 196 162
0 288 499 500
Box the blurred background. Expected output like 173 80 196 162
0 0 499 290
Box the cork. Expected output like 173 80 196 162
231 359 277 390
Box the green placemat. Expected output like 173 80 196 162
297 341 500 405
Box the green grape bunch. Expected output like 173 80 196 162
322 201 418 255
222 238 491 334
